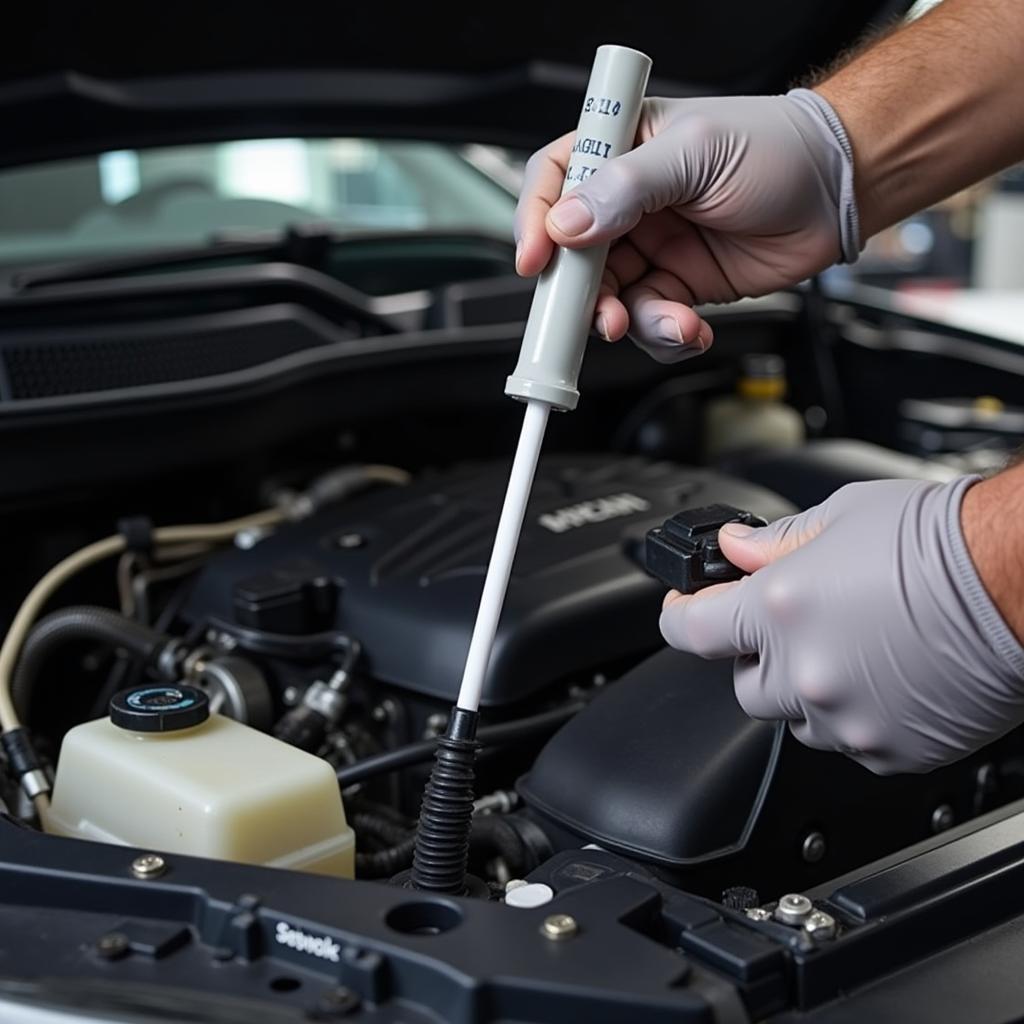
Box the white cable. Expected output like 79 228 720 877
456 399 550 712
0 507 287 735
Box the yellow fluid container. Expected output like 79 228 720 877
703 353 805 462
47 684 354 878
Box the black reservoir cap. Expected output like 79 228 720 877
110 685 209 733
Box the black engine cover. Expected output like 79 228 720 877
182 457 794 706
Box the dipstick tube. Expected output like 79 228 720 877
411 45 652 893
455 399 550 711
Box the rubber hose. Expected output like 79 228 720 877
354 815 530 881
12 606 171 723
351 811 414 848
470 814 531 877
336 701 585 789
356 834 417 879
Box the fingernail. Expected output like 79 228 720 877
595 313 610 341
549 196 594 237
721 522 756 539
514 240 523 274
655 317 682 343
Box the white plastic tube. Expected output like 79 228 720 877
456 399 549 711
455 45 651 714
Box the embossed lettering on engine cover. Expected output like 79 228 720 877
538 493 651 534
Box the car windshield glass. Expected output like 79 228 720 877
0 138 520 265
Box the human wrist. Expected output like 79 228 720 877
785 88 861 262
960 465 1024 652
811 80 878 239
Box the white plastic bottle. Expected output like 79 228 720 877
48 684 355 877
703 354 805 462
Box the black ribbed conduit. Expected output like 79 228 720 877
410 709 479 893
12 606 173 722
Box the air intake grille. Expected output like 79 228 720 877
2 310 335 400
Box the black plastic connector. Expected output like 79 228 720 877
644 504 766 593
117 515 154 557
1 727 50 799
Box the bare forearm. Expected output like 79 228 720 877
816 0 1024 239
962 462 1024 644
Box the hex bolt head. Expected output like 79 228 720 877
774 893 813 926
804 910 838 941
131 854 167 879
541 913 579 940
931 804 955 834
96 932 130 960
802 831 827 863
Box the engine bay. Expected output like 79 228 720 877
5 440 1023 902
0 213 1022 1022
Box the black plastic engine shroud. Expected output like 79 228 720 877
182 456 795 707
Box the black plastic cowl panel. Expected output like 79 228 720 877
182 456 795 707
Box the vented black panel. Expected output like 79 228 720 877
1 306 339 400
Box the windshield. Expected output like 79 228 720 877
0 138 520 264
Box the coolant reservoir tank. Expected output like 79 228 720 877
48 684 354 877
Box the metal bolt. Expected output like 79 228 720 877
774 893 813 927
313 986 362 1018
803 910 838 941
96 932 130 960
541 914 579 941
931 804 955 834
505 878 528 893
745 907 772 922
131 854 167 880
423 712 448 739
336 533 366 550
802 831 827 864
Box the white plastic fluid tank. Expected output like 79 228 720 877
47 683 355 877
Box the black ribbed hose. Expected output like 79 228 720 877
410 708 479 894
12 606 174 723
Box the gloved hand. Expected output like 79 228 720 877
515 89 859 363
659 477 1024 774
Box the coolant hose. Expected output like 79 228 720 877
12 606 175 723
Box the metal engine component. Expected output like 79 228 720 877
774 893 813 926
803 909 838 941
192 654 274 731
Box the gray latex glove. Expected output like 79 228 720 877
515 89 859 363
660 477 1024 774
